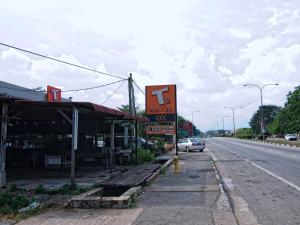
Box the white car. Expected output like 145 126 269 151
178 138 205 152
285 134 297 141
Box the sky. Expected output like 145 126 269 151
0 0 300 131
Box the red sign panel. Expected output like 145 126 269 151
47 85 62 102
181 122 193 136
146 85 176 115
146 125 176 135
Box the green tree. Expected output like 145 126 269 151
249 105 281 135
269 86 300 135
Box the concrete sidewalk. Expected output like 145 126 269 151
132 152 220 225
17 152 235 225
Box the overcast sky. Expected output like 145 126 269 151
1 0 300 131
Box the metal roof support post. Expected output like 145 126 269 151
135 120 138 163
110 122 115 173
71 106 78 188
0 103 8 188
124 126 129 147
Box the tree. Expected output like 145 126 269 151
249 105 281 135
269 86 300 135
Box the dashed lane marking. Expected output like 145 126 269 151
208 141 300 193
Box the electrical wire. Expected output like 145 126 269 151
62 79 126 92
101 80 126 105
0 79 127 93
133 80 145 95
0 42 125 79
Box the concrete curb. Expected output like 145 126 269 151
208 149 238 225
208 147 260 225
145 157 174 186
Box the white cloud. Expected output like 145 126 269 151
229 28 252 40
1 0 300 131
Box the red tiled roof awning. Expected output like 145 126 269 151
91 103 149 122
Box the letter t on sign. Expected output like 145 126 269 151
152 87 168 105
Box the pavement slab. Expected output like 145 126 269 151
132 152 222 225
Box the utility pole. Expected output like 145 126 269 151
192 110 200 137
224 106 243 136
128 73 136 116
128 73 137 162
217 115 230 131
243 83 278 140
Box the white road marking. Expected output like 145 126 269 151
243 158 300 192
209 140 300 192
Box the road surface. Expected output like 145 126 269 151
207 137 300 225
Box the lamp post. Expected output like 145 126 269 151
192 110 200 137
224 106 243 136
243 83 278 140
217 115 231 131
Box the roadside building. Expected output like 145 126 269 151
0 81 147 188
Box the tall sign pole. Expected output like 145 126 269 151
175 85 178 157
145 84 179 171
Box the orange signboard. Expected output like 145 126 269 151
47 85 62 102
146 85 176 115
146 124 176 135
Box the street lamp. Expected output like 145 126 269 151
243 83 279 140
217 115 231 131
192 110 200 137
224 106 243 136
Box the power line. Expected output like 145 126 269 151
0 79 126 93
0 42 125 80
63 79 126 92
101 80 127 105
133 80 145 95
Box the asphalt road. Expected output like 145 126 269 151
206 137 300 225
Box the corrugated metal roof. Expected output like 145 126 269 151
0 81 148 122
0 80 46 101
0 80 70 102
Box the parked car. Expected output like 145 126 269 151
285 134 297 141
177 138 205 152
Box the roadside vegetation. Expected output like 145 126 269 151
0 184 88 223
233 86 300 141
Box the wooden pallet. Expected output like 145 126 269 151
100 164 161 187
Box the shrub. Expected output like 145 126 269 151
137 148 154 163
9 184 17 192
235 128 254 139
0 192 31 214
35 185 46 194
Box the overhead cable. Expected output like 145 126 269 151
101 80 127 105
0 79 126 93
133 80 145 95
0 42 125 79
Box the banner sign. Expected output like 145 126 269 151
47 85 62 102
146 124 176 135
181 122 193 136
146 85 176 115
